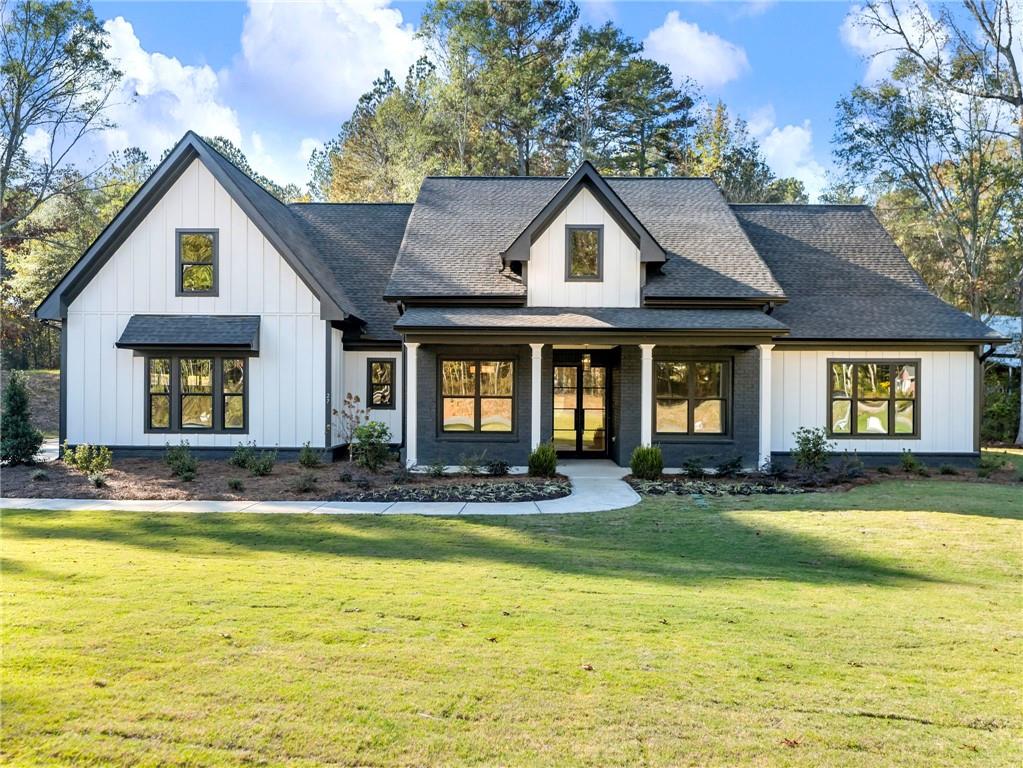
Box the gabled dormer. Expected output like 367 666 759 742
500 162 665 308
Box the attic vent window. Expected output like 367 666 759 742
566 225 602 281
176 229 218 296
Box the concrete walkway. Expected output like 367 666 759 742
0 460 640 516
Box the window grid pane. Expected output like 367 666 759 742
830 361 918 437
654 360 726 436
441 359 514 433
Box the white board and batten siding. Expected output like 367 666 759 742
65 158 327 449
771 349 976 454
527 187 641 308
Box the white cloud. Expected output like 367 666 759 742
840 3 939 83
734 1 776 18
749 107 828 201
298 138 322 164
101 17 242 158
643 11 749 89
22 128 50 160
232 0 423 118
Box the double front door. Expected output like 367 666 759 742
553 357 608 457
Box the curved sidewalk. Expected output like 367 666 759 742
0 461 640 516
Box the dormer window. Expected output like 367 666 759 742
566 225 602 281
177 229 218 295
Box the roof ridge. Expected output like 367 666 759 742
290 201 414 207
732 203 871 209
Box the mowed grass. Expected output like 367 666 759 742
3 481 1021 767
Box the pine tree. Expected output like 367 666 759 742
0 371 43 465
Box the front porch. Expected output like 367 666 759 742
401 335 777 470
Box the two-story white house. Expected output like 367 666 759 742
37 132 1006 467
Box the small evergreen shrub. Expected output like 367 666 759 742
87 471 106 488
247 449 277 477
900 450 923 474
486 458 510 477
64 443 112 475
681 456 705 479
459 450 487 476
835 452 865 481
715 455 743 478
977 453 1006 479
938 463 958 476
630 445 664 481
427 460 446 478
527 442 558 478
293 473 318 493
877 465 892 475
229 441 257 469
227 478 244 492
298 441 322 468
0 371 43 465
30 468 48 482
792 427 833 476
165 442 198 481
339 470 353 483
351 421 391 472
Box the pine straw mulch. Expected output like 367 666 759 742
1 457 570 503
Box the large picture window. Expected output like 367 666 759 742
441 359 514 433
565 225 602 281
654 361 727 436
146 354 246 432
829 360 917 437
176 229 218 295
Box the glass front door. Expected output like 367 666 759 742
553 359 608 456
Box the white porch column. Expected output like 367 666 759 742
758 343 774 469
530 343 544 450
405 342 420 468
639 344 655 446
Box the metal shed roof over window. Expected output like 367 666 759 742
115 315 261 353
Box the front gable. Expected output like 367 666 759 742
37 132 350 321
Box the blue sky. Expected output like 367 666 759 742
89 1 887 200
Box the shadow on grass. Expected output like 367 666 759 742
3 500 936 587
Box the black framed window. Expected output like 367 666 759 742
441 359 514 433
654 361 727 436
829 360 918 437
565 225 603 281
368 359 395 409
176 229 218 295
145 354 246 432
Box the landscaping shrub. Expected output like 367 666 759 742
834 452 865 481
630 445 664 481
293 473 318 493
714 455 743 478
247 449 277 477
877 465 892 475
227 478 244 492
229 441 257 469
681 456 705 479
165 442 198 481
527 442 558 478
792 427 832 476
298 441 322 468
427 460 446 478
939 463 958 475
0 371 43 465
87 471 106 488
30 468 47 482
900 450 923 474
64 442 112 476
351 421 391 472
486 458 510 477
339 470 353 483
977 453 1007 478
459 450 487 476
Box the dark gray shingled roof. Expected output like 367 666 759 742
396 307 788 333
289 203 412 341
385 176 785 301
733 205 1005 342
116 315 261 350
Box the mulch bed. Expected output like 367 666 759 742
1 457 568 503
628 478 805 496
332 479 571 503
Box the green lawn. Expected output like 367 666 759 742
3 481 1021 767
